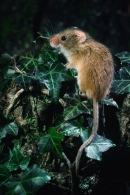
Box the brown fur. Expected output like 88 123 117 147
49 27 114 174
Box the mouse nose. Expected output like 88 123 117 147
49 37 59 47
49 37 53 43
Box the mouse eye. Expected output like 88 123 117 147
61 36 67 41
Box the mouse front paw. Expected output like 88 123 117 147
79 91 86 97
64 62 71 69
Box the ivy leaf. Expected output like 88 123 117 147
0 149 10 165
0 120 19 143
115 51 130 65
80 130 115 161
18 52 38 71
38 127 64 159
4 164 51 195
64 94 92 121
111 51 130 94
7 147 30 171
12 73 36 91
111 66 130 94
102 97 118 108
40 44 59 63
36 61 73 102
58 116 86 137
0 53 12 75
0 165 10 187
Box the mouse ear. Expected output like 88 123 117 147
75 30 87 43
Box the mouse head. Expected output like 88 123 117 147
49 28 90 50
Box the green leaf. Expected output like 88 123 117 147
115 51 130 64
58 116 86 137
0 121 19 143
64 94 92 121
102 97 118 108
40 43 59 63
0 165 10 186
18 53 38 71
111 51 130 94
111 66 130 94
12 73 36 91
0 149 10 165
36 61 73 102
6 69 15 78
80 130 115 161
7 147 30 171
38 127 64 159
4 164 51 195
0 53 12 75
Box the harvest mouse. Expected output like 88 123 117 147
49 27 114 174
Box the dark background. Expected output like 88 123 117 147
0 1 130 195
0 0 130 55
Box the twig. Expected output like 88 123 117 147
6 88 24 116
62 152 79 195
62 152 72 170
11 57 26 74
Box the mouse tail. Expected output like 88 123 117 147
75 99 99 175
